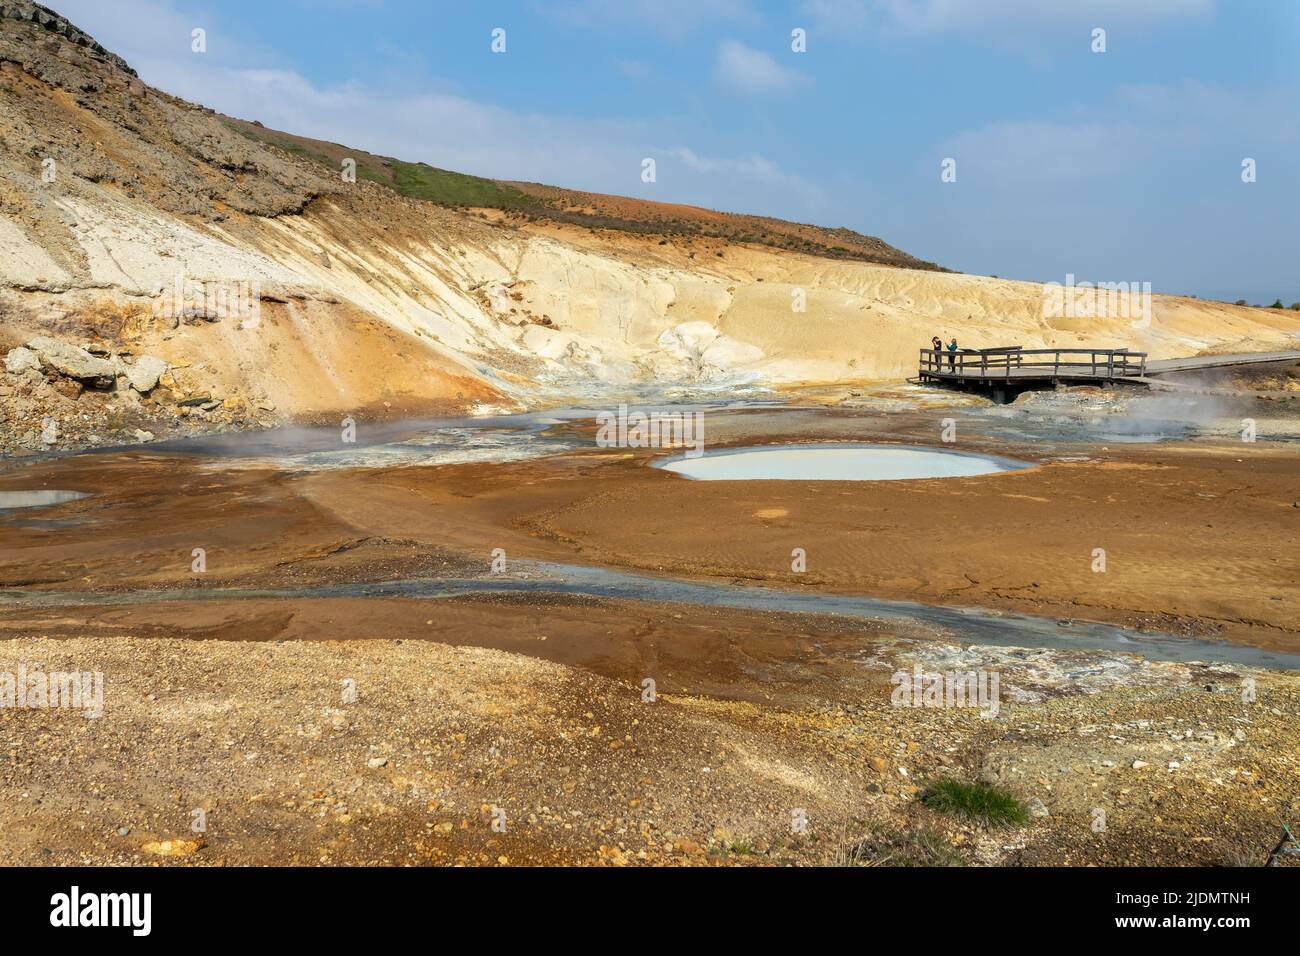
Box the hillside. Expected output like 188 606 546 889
1 1 1297 451
220 116 945 271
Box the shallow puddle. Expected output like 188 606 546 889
0 490 90 510
655 443 1028 481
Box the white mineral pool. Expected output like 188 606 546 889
0 490 91 509
654 444 1028 481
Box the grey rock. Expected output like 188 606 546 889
125 355 168 393
26 337 115 387
4 347 41 375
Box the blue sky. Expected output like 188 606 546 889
53 0 1300 303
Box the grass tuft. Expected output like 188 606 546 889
921 778 1030 827
837 824 965 867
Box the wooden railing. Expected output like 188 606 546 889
918 347 1147 380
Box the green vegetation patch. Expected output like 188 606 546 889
921 778 1030 827
380 159 532 209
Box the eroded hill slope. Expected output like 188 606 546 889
1 1 1296 449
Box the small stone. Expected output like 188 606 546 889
367 757 388 768
52 377 83 400
1027 797 1050 818
117 827 130 837
1132 760 1149 770
141 838 204 857
4 347 41 375
125 355 168 393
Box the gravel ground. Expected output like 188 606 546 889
2 633 1296 866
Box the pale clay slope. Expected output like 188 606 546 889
3 176 1297 415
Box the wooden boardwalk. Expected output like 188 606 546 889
917 347 1147 385
1141 351 1300 376
915 346 1300 402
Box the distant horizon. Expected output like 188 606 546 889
49 0 1300 304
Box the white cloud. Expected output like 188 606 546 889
615 59 653 81
943 80 1297 189
714 40 808 95
667 147 821 199
944 120 1146 185
537 0 760 40
799 0 1214 36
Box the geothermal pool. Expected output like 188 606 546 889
655 443 1029 481
0 490 90 509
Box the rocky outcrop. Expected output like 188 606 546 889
0 1 328 240
0 2 136 76
26 335 115 387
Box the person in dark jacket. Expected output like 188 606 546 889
931 336 943 371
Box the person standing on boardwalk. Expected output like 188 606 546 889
931 336 943 372
947 337 958 371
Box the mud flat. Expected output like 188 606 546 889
0 395 1298 865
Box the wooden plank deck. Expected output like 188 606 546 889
916 348 1300 388
1143 351 1300 375
916 347 1147 385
